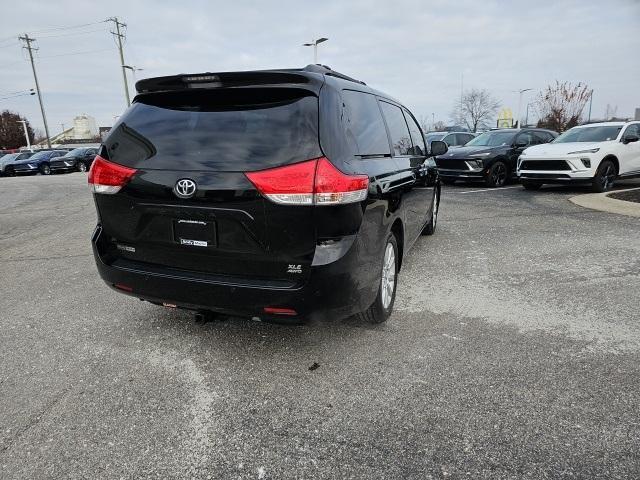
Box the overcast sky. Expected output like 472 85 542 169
1 0 639 135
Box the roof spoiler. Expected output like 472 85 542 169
135 65 365 94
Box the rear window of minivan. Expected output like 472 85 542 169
103 88 321 172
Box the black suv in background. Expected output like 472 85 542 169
50 147 99 173
435 128 557 187
90 65 446 324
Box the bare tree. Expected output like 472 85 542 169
535 81 592 132
0 110 35 149
451 89 500 132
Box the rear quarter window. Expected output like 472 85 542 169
379 101 412 156
341 90 391 157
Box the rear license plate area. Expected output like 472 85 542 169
173 219 216 247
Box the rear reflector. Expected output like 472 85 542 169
114 283 133 292
245 157 368 206
263 306 298 316
88 156 137 194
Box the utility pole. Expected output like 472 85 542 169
18 34 51 148
107 17 130 107
587 90 593 122
17 120 32 151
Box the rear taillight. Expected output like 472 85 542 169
245 157 368 206
88 156 137 194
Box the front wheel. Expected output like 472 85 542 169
485 161 508 187
591 160 616 193
40 163 51 175
77 162 87 172
356 234 398 324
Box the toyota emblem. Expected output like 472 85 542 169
174 179 197 199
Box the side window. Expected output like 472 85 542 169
403 109 426 156
623 124 640 138
342 90 391 156
516 132 534 146
379 101 412 156
461 134 474 145
443 134 455 146
531 132 545 145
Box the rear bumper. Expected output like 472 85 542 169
91 225 377 322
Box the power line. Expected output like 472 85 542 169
27 20 107 35
37 28 110 39
37 47 117 59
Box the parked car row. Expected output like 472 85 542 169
0 147 98 177
433 121 640 191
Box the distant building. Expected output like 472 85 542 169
43 114 107 146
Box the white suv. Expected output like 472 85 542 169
517 121 640 192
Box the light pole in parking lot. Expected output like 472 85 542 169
16 121 32 151
515 88 532 128
303 38 328 64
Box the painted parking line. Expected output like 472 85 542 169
445 185 523 194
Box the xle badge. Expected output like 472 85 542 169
287 264 302 274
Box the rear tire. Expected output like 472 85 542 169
356 234 398 324
522 181 542 191
422 188 439 235
484 161 508 188
591 160 616 193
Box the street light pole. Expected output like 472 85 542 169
123 65 143 98
17 121 31 151
303 37 328 64
515 88 532 128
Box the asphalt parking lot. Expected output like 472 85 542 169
1 173 639 479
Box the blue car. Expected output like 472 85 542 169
12 150 68 175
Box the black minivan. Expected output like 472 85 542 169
90 65 446 323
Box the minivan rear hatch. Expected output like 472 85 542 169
94 87 322 285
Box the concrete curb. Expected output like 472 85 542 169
569 187 640 218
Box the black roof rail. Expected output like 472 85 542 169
302 64 366 85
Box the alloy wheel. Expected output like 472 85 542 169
492 163 507 186
601 163 615 190
381 242 396 309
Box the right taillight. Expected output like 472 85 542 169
245 157 369 206
88 156 137 194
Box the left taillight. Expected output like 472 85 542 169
88 156 137 194
245 157 369 206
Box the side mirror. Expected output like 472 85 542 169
430 140 448 157
623 134 639 144
515 140 528 148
